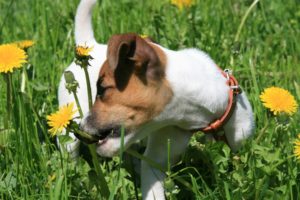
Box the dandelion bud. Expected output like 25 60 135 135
64 71 79 94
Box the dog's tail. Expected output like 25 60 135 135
75 0 97 45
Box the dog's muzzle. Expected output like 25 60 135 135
78 122 122 144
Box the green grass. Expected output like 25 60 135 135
0 0 300 199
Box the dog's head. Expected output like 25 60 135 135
80 33 173 156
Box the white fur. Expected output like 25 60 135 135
58 0 254 199
75 0 97 45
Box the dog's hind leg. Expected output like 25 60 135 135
141 126 190 200
223 93 254 151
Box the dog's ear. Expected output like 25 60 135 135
107 34 136 72
107 33 164 89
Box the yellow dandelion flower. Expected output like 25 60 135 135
171 0 194 10
47 103 77 136
14 40 35 49
75 45 93 57
294 134 300 160
0 44 27 73
260 87 298 116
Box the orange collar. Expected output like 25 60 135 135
191 68 241 143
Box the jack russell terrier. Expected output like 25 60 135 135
58 0 254 199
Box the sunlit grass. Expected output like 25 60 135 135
0 0 299 199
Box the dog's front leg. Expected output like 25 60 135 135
141 126 190 200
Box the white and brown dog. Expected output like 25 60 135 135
58 0 254 199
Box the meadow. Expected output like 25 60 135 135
0 0 300 199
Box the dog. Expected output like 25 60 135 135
58 0 254 199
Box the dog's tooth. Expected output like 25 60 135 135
98 140 104 145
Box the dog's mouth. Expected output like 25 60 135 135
76 126 122 145
96 127 122 145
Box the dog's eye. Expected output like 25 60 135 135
97 86 106 97
97 84 107 98
96 77 107 98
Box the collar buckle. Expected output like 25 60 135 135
224 69 242 95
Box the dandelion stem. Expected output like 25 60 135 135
83 67 93 109
167 139 171 174
69 122 97 141
88 144 110 198
81 62 109 197
4 73 13 128
72 91 83 118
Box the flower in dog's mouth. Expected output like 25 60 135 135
260 87 298 116
13 40 35 50
75 45 93 58
0 44 27 73
171 0 194 10
47 103 77 136
294 134 300 160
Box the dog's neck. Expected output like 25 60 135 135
153 45 230 130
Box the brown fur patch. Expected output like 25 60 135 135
88 33 173 131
